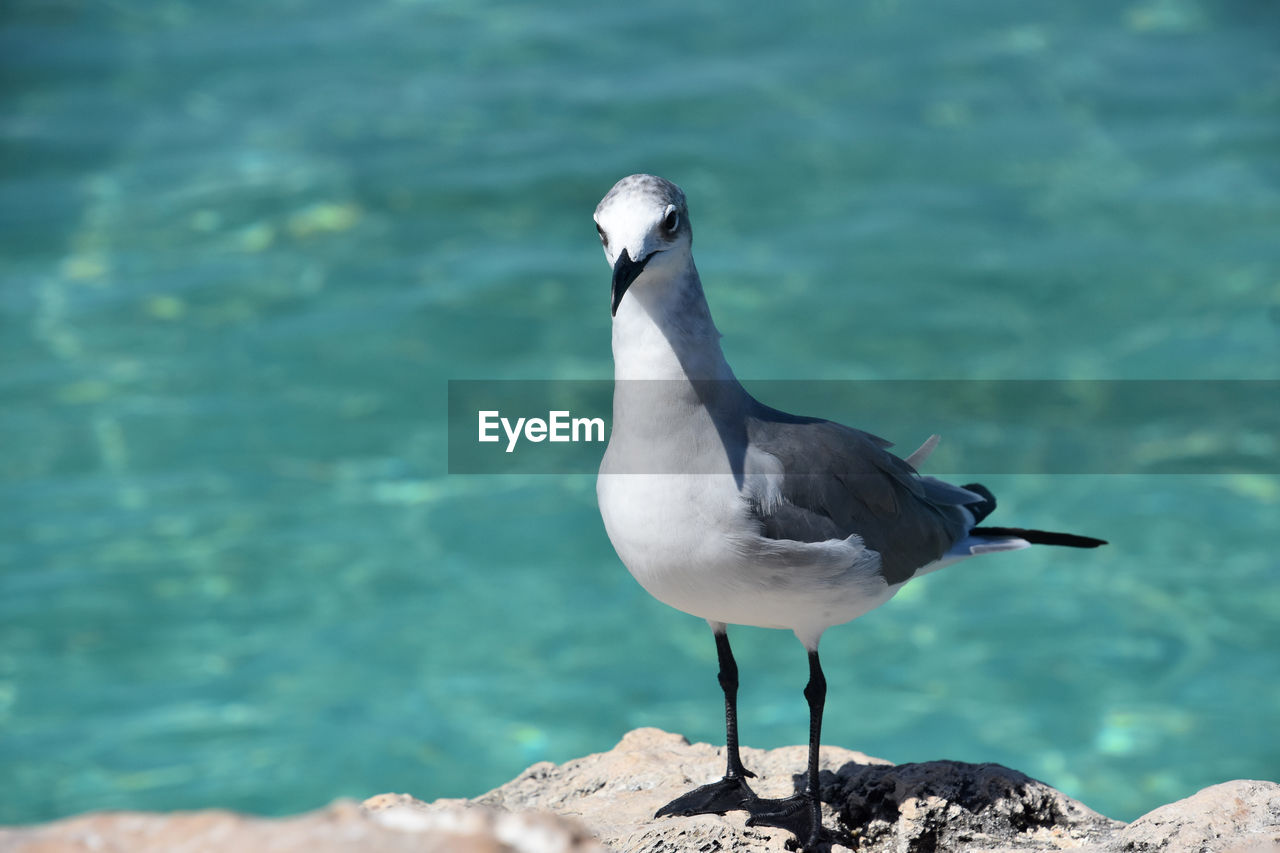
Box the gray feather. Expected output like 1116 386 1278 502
741 401 976 584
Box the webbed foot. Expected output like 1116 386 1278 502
655 774 757 818
746 793 827 850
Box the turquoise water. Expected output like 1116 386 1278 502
2 0 1278 826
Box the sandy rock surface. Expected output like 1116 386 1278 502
1112 779 1280 853
469 727 1121 852
0 798 601 853
2 728 1277 853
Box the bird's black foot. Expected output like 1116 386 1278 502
655 774 757 818
746 793 826 850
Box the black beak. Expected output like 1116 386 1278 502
611 248 650 316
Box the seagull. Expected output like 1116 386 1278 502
592 173 1106 850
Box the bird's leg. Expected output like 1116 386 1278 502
746 649 827 850
654 626 758 818
716 628 756 781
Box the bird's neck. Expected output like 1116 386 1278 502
611 259 736 383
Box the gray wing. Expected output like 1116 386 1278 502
742 403 979 584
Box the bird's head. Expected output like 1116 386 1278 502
593 174 692 316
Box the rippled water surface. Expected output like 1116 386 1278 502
2 0 1278 825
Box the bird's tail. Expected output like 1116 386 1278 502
958 482 1107 548
969 526 1108 548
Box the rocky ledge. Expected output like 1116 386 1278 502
2 728 1277 853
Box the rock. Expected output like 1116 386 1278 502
1 729 1276 853
1114 779 1280 853
469 727 1120 852
439 728 1279 853
834 758 1120 852
0 798 602 853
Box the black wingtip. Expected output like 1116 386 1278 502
971 526 1108 548
960 482 997 524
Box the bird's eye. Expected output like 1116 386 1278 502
595 223 608 247
662 207 680 233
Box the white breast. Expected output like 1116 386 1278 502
597 455 898 645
